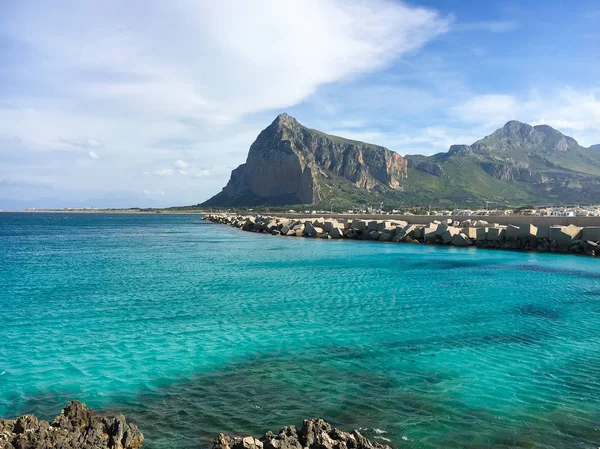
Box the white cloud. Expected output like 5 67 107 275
88 151 99 159
194 170 211 178
452 88 600 146
174 159 189 169
59 137 104 149
153 168 173 177
451 94 519 125
2 1 450 124
177 170 187 176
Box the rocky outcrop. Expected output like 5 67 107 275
447 145 473 157
202 114 408 207
0 401 143 449
406 159 443 177
204 214 600 257
212 419 391 449
480 162 547 183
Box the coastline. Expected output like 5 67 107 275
203 214 600 257
1 402 390 449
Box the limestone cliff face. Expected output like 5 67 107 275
204 114 408 206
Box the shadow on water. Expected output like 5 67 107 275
514 304 562 321
9 343 600 449
519 264 600 279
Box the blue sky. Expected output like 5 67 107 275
0 0 599 208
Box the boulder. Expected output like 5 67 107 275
461 227 478 239
549 225 582 243
452 234 473 246
304 222 317 237
582 227 600 242
376 221 397 232
434 224 449 237
323 220 343 232
423 225 439 243
329 227 344 239
0 401 143 449
378 232 393 241
413 226 425 239
518 223 538 239
536 225 550 240
504 225 521 241
369 230 381 240
584 241 598 256
393 224 416 241
440 227 460 244
351 219 368 231
487 227 505 241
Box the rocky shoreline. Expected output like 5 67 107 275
214 418 391 449
1 403 389 449
0 401 143 449
203 214 600 257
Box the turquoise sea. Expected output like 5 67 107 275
1 213 599 449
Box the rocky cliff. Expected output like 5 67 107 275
202 114 407 207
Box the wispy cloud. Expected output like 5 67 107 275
174 160 189 169
59 137 104 149
88 151 99 159
152 168 173 177
194 170 211 178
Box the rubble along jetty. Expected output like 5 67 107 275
213 418 391 449
203 214 600 257
0 401 143 449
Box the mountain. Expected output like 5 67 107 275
590 144 600 151
202 113 407 207
203 115 600 209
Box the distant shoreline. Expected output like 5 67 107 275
0 209 208 214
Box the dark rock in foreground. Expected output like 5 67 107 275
213 419 391 449
0 401 143 449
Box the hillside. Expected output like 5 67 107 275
203 115 600 209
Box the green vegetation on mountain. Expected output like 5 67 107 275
203 115 600 210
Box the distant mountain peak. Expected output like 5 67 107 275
272 112 298 127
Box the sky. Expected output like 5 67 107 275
0 0 599 208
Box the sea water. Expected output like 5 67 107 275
0 212 599 449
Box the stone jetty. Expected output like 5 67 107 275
203 214 600 256
213 418 391 449
0 401 143 449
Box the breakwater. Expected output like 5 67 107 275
203 214 600 256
